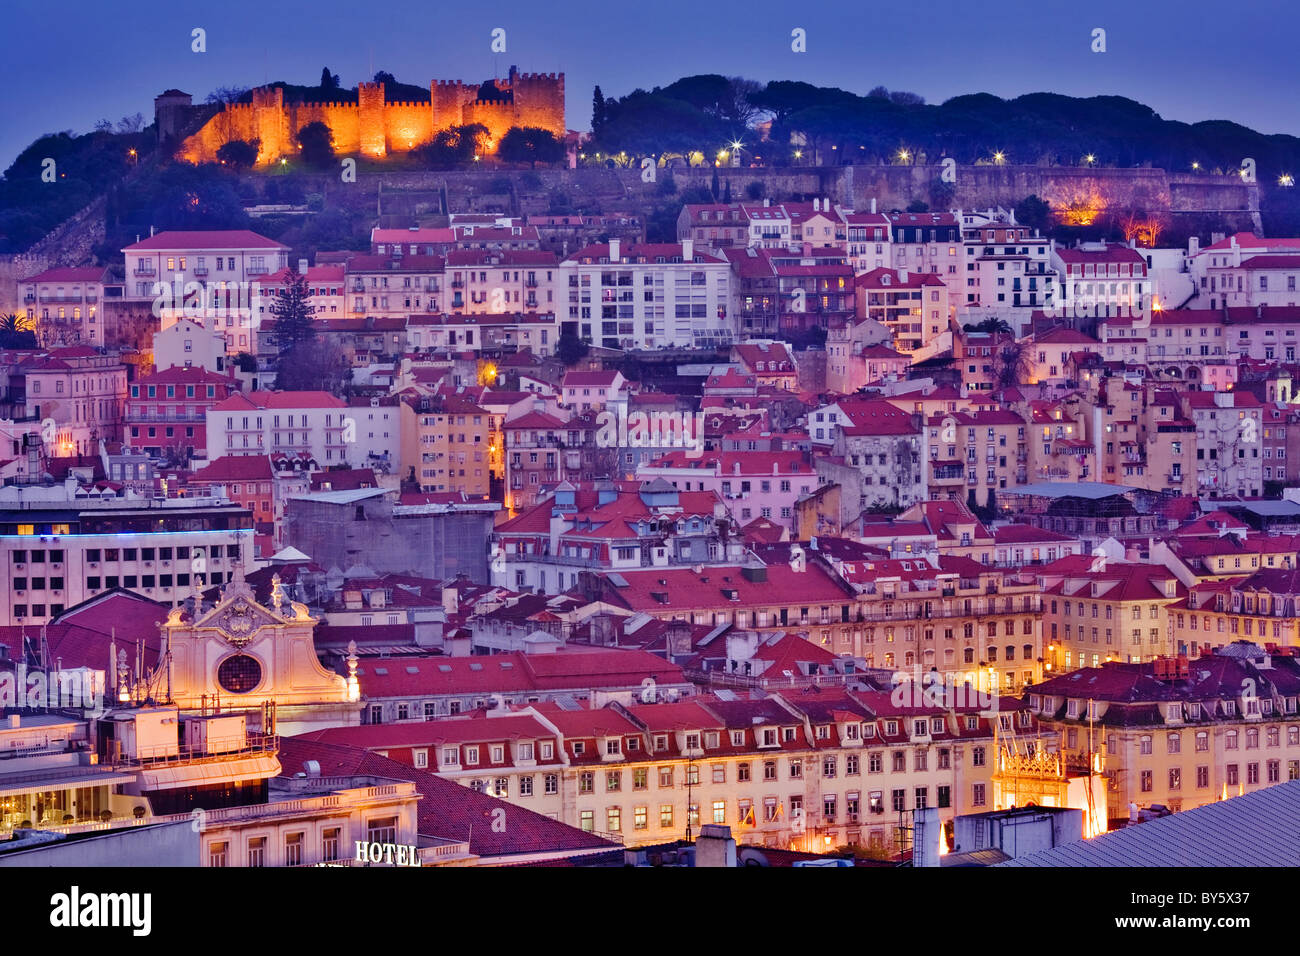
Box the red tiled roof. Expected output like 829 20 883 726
123 230 286 251
277 737 612 858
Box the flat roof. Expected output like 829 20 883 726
1001 779 1300 867
999 482 1137 500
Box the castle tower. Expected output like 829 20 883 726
358 81 386 158
431 79 471 131
154 89 193 143
252 86 288 164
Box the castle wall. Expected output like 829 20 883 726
176 73 566 166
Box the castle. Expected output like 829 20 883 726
171 66 565 166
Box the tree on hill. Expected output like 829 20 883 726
416 124 488 167
964 317 1012 334
320 68 340 91
269 270 316 355
592 86 608 140
1015 195 1053 234
295 121 335 168
556 331 590 366
216 139 260 168
275 339 350 395
497 127 565 168
374 71 396 86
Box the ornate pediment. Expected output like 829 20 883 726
193 595 286 647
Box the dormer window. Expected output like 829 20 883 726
783 727 796 742
572 741 585 755
685 733 700 750
886 720 899 735
762 729 777 746
845 723 861 740
817 725 830 740
705 731 720 748
654 734 668 751
605 738 621 755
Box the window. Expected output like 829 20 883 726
634 806 648 830
284 832 304 867
659 767 673 788
322 828 340 862
972 783 986 807
633 768 648 790
580 810 594 832
606 770 621 792
579 771 594 793
208 842 229 867
763 760 777 780
660 805 674 828
607 807 622 832
545 774 558 794
247 837 267 868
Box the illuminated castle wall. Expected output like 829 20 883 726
177 67 565 165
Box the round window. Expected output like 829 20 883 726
217 654 262 694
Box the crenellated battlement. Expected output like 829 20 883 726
177 71 565 166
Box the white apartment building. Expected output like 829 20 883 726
152 317 228 374
1051 242 1150 320
559 239 732 350
122 230 290 354
959 216 1053 333
207 391 372 467
0 481 255 625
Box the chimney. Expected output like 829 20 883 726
870 197 877 214
913 807 942 867
695 824 737 867
609 238 620 262
763 197 770 207
681 239 694 261
298 258 309 274
898 269 909 284
1188 236 1200 258
442 585 458 616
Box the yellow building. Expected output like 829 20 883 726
403 394 492 496
1027 643 1300 824
1041 558 1185 671
1170 569 1300 658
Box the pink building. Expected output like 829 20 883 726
636 449 815 530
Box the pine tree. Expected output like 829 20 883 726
270 270 316 355
722 179 732 204
985 487 998 519
711 166 720 200
592 86 607 142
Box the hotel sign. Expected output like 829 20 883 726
355 841 421 867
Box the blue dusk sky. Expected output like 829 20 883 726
1 0 1297 170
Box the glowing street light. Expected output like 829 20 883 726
897 149 911 164
992 151 1005 165
1084 154 1096 166
1281 174 1295 187
1191 161 1200 171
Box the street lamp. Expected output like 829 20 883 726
993 151 1005 165
1281 174 1295 187
1084 154 1096 166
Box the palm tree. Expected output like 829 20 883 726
0 313 37 349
